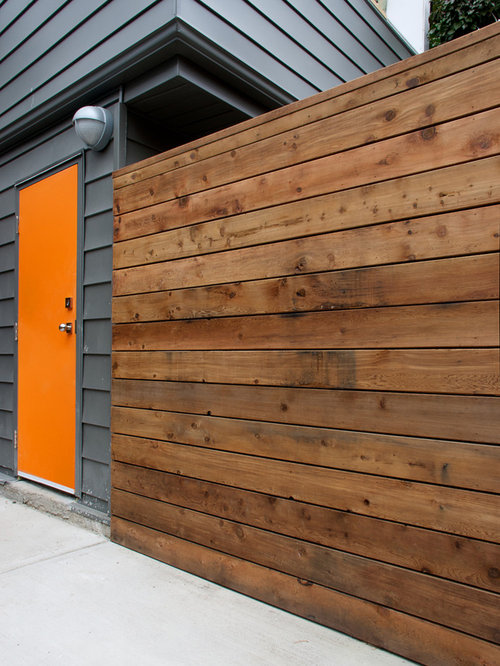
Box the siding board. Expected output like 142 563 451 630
84 211 114 251
84 319 112 355
112 461 500 592
0 435 14 471
83 388 111 428
112 24 500 664
84 283 112 319
82 423 110 464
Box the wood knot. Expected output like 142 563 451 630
421 127 436 141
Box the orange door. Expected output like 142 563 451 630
18 164 78 492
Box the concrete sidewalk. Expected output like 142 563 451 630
0 493 413 665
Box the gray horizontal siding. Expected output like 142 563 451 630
0 242 15 272
1 0 173 134
82 389 110 428
84 283 111 319
0 270 15 300
84 211 114 251
0 435 14 472
0 215 16 245
0 381 14 409
0 0 36 39
84 177 113 218
0 353 14 382
0 99 115 505
1 0 413 152
0 327 14 355
179 0 321 98
83 319 111 355
84 248 113 286
284 0 384 72
0 299 14 327
80 122 114 511
82 458 110 500
0 409 13 438
345 0 414 57
0 126 82 193
247 0 366 79
82 423 110 464
1 0 107 68
83 355 111 391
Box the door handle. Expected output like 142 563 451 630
58 322 73 333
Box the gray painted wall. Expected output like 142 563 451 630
0 0 414 513
0 94 117 511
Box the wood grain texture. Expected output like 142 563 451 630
112 254 499 322
113 154 500 244
111 348 499 395
112 434 500 541
113 224 500 296
112 461 500 592
111 24 500 662
112 488 499 642
112 518 500 666
113 25 500 190
114 108 500 226
112 301 499 350
114 60 500 215
111 379 500 444
113 199 500 271
111 406 500 490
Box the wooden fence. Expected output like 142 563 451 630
111 22 500 665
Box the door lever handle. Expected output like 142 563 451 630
58 322 73 333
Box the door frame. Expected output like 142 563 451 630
15 153 85 496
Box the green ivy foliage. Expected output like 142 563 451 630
428 0 500 47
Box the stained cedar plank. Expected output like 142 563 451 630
111 434 500 540
113 154 500 243
112 518 500 666
111 379 500 445
111 406 500 490
112 301 499 350
112 254 499 322
113 197 500 272
112 461 500 591
111 348 500 396
112 488 499 643
113 24 500 189
114 60 500 215
114 109 500 230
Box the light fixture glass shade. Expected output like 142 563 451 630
72 106 113 151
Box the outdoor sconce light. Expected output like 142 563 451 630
72 106 113 151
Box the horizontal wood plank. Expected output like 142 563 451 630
114 108 500 225
112 25 500 661
113 27 500 190
112 254 499 321
112 461 500 592
111 406 500 489
112 488 499 642
111 518 500 665
115 60 500 215
111 379 500 444
112 301 499 350
111 348 499 395
114 152 500 248
112 434 500 540
113 197 500 271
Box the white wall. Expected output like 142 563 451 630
386 0 430 52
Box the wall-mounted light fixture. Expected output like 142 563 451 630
72 106 113 151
